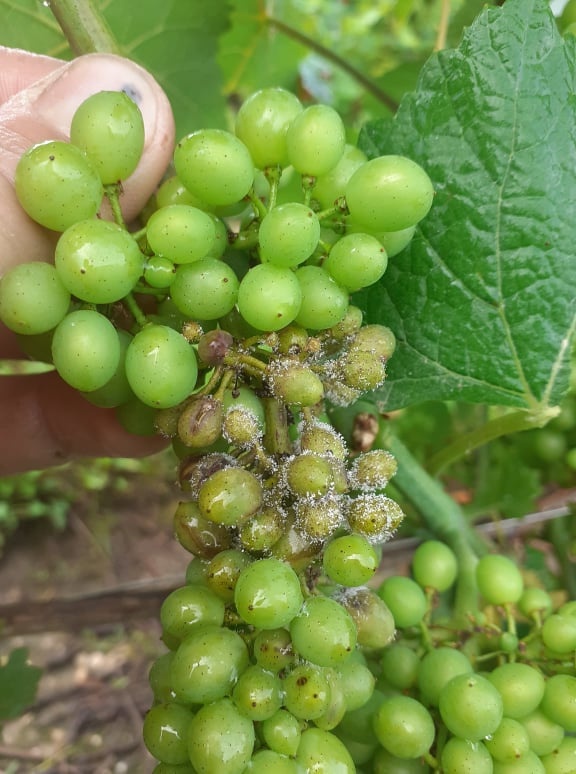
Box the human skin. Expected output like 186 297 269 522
0 47 175 473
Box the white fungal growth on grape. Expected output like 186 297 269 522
345 493 405 544
323 378 362 407
222 405 263 448
294 492 345 543
348 449 398 491
298 419 347 460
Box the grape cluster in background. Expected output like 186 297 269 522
1 85 575 774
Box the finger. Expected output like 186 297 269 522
0 47 62 103
0 52 175 268
0 371 167 475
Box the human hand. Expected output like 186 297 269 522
0 47 175 474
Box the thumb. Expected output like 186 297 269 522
0 51 175 266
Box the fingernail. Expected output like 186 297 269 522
32 53 162 145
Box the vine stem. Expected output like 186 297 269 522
49 0 120 55
427 406 559 476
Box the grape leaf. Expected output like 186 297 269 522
0 0 231 136
0 648 41 721
357 0 576 411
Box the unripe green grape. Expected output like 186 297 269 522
300 421 347 460
269 519 321 572
177 396 223 448
284 452 334 496
322 533 378 587
198 467 262 526
542 613 576 653
351 323 396 360
125 324 198 408
267 360 324 406
222 405 262 447
70 90 145 184
52 309 120 392
146 204 216 263
15 140 103 231
294 265 349 331
115 396 157 435
440 738 493 774
417 646 473 706
350 449 398 490
232 664 283 721
411 539 458 592
337 688 387 745
521 709 565 756
55 218 143 303
253 628 294 672
380 643 420 691
539 735 576 773
286 105 346 176
282 663 332 720
327 304 364 340
170 258 240 320
312 144 367 209
148 652 177 704
339 349 387 391
185 557 209 585
345 155 434 232
245 750 304 773
491 751 545 773
174 129 255 207
259 202 320 267
337 735 377 767
144 255 176 288
295 727 355 774
377 576 427 628
347 219 416 258
324 233 388 292
558 600 576 618
0 262 70 335
484 717 531 762
238 505 285 553
206 548 252 602
339 587 395 650
173 500 232 558
518 587 553 619
338 656 376 712
295 493 345 542
159 583 225 641
476 554 524 605
290 595 356 667
439 673 504 741
186 697 254 774
261 709 302 757
235 558 303 629
238 263 302 331
373 694 435 759
235 87 303 168
346 493 404 543
540 674 576 731
155 175 206 209
275 323 309 355
170 624 249 705
142 702 194 764
315 667 347 731
206 214 228 258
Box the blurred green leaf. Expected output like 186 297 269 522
0 649 41 722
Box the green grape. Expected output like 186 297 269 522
170 624 249 705
337 688 387 745
155 175 207 209
347 219 417 258
146 204 217 263
234 87 303 168
290 595 356 667
232 664 283 721
411 540 458 592
294 265 349 331
267 360 324 406
380 643 420 691
324 233 388 292
476 554 524 605
115 396 158 435
238 505 285 553
222 404 263 448
282 662 332 720
82 328 134 407
315 667 347 730
484 717 531 762
55 218 143 303
327 304 364 340
173 500 232 559
340 587 395 650
295 727 355 774
234 558 303 629
540 674 576 731
286 105 346 176
206 548 252 602
491 751 545 773
261 708 302 756
125 324 198 408
439 673 504 741
185 557 210 585
345 155 434 232
142 702 194 765
346 494 405 543
170 259 239 320
70 90 145 184
153 765 196 774
222 386 265 428
0 261 70 335
237 264 302 331
312 144 367 209
377 575 427 629
440 738 493 774
520 709 564 756
541 613 576 653
299 420 347 459
144 256 176 288
350 449 398 490
322 533 378 587
339 349 387 391
159 583 225 641
206 214 228 258
518 587 553 619
253 628 294 673
148 651 177 704
244 750 304 773
338 655 376 711
373 694 435 759
51 309 120 392
417 646 473 706
294 493 345 543
372 747 431 773
540 735 576 774
186 697 254 774
259 202 320 267
174 129 255 207
15 140 103 231
351 323 397 360
198 467 262 526
283 452 334 496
